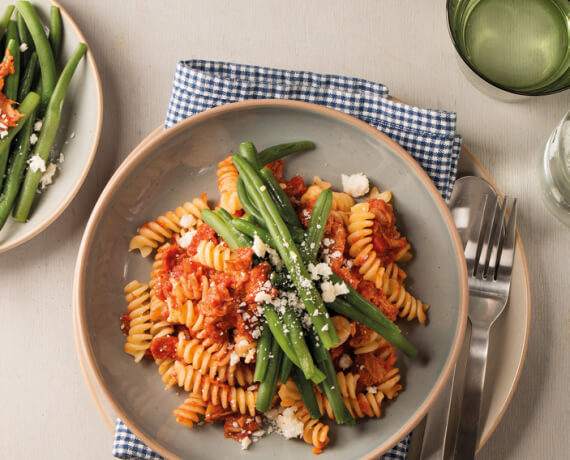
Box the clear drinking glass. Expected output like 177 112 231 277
447 0 570 99
540 111 570 226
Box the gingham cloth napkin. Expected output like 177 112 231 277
113 60 462 460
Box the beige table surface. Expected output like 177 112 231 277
0 1 568 459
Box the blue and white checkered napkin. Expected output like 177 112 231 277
113 60 462 460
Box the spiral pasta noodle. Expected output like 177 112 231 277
301 176 355 212
216 156 242 215
386 279 429 324
123 280 153 362
194 240 232 271
174 394 208 428
128 196 209 257
177 335 231 381
347 202 381 280
294 404 330 454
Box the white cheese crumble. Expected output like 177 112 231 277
58 152 64 163
28 154 46 173
341 172 370 197
40 163 57 189
29 133 38 145
254 292 273 304
178 229 196 249
0 129 8 139
229 351 240 367
321 324 329 332
275 407 304 439
33 120 42 132
266 248 283 271
367 386 378 394
240 437 252 450
320 281 350 303
179 214 196 228
19 43 28 52
252 235 268 258
308 262 332 280
339 354 353 370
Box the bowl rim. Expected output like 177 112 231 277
0 0 104 254
73 98 469 460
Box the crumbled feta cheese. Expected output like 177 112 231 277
254 292 273 304
341 172 369 197
40 163 57 189
240 437 252 450
322 238 334 247
367 386 378 394
29 133 38 145
308 262 333 280
252 235 268 257
321 324 329 332
28 154 46 173
339 354 353 370
0 129 8 139
320 281 350 303
178 229 196 249
58 152 64 163
266 248 283 270
230 352 240 367
33 120 42 132
251 327 262 340
20 43 28 52
179 214 196 228
259 185 266 192
69 132 76 139
275 407 304 439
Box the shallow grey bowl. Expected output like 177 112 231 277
0 0 103 253
74 100 468 460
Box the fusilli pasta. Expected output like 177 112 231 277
216 156 242 215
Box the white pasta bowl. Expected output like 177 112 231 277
74 99 468 460
0 0 103 253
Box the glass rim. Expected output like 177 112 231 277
445 0 570 97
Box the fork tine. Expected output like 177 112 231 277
485 196 508 279
475 195 499 279
464 194 488 275
496 199 517 282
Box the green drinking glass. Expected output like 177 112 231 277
447 0 569 98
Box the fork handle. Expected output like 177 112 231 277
452 323 491 460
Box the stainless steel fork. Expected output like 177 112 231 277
452 194 518 460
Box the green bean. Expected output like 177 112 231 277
237 177 263 223
48 6 61 60
282 307 322 383
255 333 282 413
305 189 332 259
238 141 260 170
0 6 14 41
17 49 36 102
16 10 33 52
263 304 300 365
0 91 39 160
292 366 321 419
0 110 34 229
215 207 232 224
259 167 301 228
308 332 355 426
269 271 293 290
231 218 273 246
233 155 339 348
279 355 293 384
201 209 248 249
258 141 314 166
253 325 272 382
5 22 20 99
327 298 418 358
13 43 87 221
15 1 56 111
